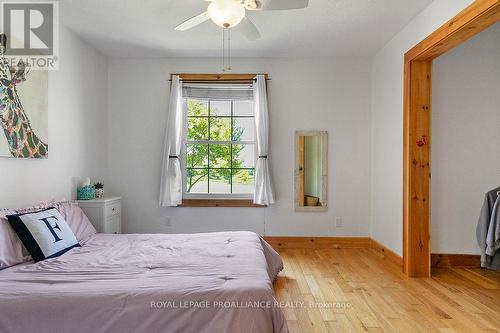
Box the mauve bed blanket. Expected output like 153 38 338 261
0 231 288 333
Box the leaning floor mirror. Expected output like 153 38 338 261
295 131 328 212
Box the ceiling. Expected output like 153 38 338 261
61 0 433 58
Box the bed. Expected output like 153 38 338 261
0 231 288 333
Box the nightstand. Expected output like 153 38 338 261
77 197 122 234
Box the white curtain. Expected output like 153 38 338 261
253 75 275 205
159 75 183 207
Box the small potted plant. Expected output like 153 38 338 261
94 182 104 198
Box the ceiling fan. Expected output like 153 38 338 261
175 0 309 40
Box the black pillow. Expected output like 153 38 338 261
7 207 81 262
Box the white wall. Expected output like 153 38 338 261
370 0 474 255
0 26 108 208
431 23 500 254
106 57 372 236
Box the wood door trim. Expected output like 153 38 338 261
405 0 500 62
403 0 500 277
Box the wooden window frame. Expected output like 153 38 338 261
174 73 268 208
403 0 500 277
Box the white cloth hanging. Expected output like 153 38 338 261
159 75 183 207
253 75 275 205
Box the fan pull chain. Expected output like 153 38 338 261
227 28 231 71
221 28 232 72
222 28 225 71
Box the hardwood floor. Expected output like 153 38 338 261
273 247 500 332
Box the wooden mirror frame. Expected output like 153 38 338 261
403 0 500 277
295 130 328 212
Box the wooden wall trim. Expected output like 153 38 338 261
263 237 371 250
431 253 481 268
263 237 480 270
403 0 500 278
370 239 403 267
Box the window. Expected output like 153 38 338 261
182 85 256 199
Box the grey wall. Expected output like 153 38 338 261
431 23 500 254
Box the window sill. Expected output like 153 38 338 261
179 199 266 208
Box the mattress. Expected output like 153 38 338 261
0 231 288 333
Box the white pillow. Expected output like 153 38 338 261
7 208 80 262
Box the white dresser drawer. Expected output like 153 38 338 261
103 214 121 234
105 201 121 217
78 197 122 234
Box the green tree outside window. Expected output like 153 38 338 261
186 100 254 193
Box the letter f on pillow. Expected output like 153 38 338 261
40 216 63 242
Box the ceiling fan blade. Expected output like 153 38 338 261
249 0 309 10
238 16 261 41
175 12 209 31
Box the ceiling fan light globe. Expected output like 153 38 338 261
207 0 245 28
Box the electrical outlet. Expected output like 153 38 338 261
165 217 172 227
335 217 343 228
